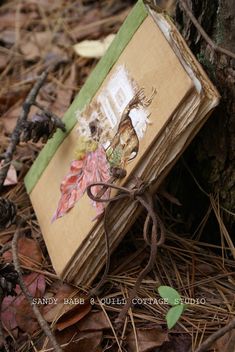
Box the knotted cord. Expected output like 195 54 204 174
86 178 165 328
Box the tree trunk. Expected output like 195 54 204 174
162 0 235 236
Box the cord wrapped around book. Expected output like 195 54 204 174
86 177 165 327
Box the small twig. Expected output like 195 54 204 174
33 101 66 132
194 318 235 352
0 61 64 190
178 0 235 60
11 221 63 352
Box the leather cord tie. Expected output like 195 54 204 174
86 178 165 329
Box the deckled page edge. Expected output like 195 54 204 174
147 6 220 103
24 0 148 194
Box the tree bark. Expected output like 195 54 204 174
162 0 235 234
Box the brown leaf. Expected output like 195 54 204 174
15 299 39 334
3 235 43 267
1 273 45 334
214 329 235 352
127 328 168 352
43 282 91 329
43 283 76 322
77 311 110 331
56 302 91 331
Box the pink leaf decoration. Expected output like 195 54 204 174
53 146 110 221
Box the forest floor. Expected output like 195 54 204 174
0 1 234 351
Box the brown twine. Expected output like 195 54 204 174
86 178 165 328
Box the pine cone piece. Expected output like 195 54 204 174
0 262 18 296
0 198 17 229
21 113 57 143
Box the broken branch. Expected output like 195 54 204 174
0 62 66 190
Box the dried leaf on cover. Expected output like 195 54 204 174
53 146 110 221
73 34 115 58
127 328 169 352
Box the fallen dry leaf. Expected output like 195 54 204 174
73 34 115 58
127 327 169 352
43 283 76 322
15 299 39 334
43 282 91 329
2 163 17 186
77 311 110 331
3 235 43 268
56 302 91 331
1 273 45 334
214 328 235 352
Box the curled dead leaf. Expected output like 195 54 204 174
43 282 91 329
73 34 115 58
56 302 91 331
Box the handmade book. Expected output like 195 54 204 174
25 0 220 287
